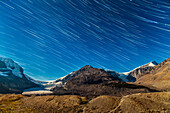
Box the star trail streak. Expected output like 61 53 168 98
0 0 170 80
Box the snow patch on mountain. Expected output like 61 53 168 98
0 57 23 78
22 79 58 95
121 61 158 75
25 75 61 90
24 75 60 95
56 72 74 81
105 70 130 82
54 72 76 87
0 72 8 76
121 72 130 75
11 68 23 78
148 61 157 67
22 87 53 95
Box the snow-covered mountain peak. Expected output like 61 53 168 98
0 57 24 78
0 57 21 69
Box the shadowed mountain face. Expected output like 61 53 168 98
0 83 21 94
52 65 157 97
65 65 121 86
136 58 170 91
0 57 39 93
54 65 121 87
54 65 96 86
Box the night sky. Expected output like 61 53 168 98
0 0 170 80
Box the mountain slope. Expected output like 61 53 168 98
65 65 121 87
0 57 39 93
0 83 21 94
112 92 170 113
135 58 170 91
54 65 122 87
52 65 157 97
124 61 158 80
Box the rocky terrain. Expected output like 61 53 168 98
124 61 158 81
111 92 170 113
135 58 170 91
0 92 169 113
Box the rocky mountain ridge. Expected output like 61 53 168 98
126 61 158 80
135 58 170 91
0 57 169 95
52 65 157 97
53 61 159 87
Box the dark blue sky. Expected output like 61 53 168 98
0 0 170 80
